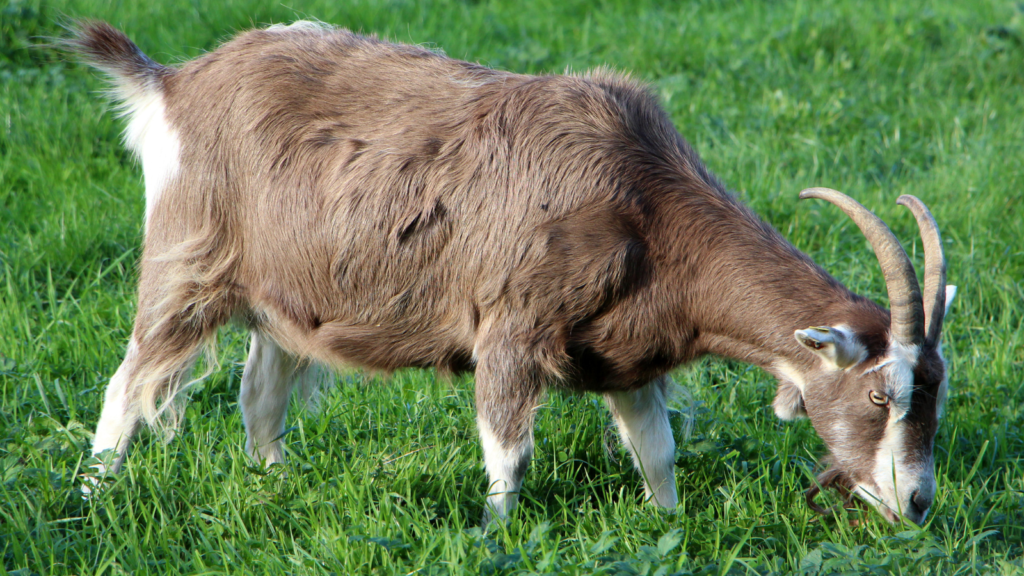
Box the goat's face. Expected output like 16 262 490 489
776 329 952 525
775 190 956 525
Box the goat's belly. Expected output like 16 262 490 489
298 320 473 374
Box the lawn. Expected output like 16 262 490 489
1 0 1023 573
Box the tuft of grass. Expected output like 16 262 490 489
2 0 1022 573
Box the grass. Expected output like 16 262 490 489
1 0 1023 573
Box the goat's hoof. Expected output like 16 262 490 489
80 473 107 500
481 508 512 531
80 453 118 499
481 509 496 531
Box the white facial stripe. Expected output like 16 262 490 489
865 415 907 520
873 415 904 506
887 341 919 417
865 413 934 522
122 92 180 229
864 341 919 419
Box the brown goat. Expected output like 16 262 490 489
68 20 955 525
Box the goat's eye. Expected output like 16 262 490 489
868 390 889 406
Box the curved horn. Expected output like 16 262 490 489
799 187 924 346
896 195 946 345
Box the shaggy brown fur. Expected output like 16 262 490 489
66 21 949 524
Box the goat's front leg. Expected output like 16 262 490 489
605 377 678 508
474 339 544 527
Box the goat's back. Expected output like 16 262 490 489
87 22 709 381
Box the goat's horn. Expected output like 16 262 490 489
799 187 924 346
896 195 946 345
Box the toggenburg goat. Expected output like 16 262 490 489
67 20 956 525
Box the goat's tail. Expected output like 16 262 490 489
61 20 170 101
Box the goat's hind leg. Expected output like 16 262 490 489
84 325 206 494
84 262 225 494
239 331 302 466
85 337 145 492
605 377 678 508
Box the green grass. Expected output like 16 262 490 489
2 0 1023 573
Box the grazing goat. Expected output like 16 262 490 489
68 20 955 525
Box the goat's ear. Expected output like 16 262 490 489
794 326 866 370
773 381 806 420
944 285 957 316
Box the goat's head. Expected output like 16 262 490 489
773 188 955 525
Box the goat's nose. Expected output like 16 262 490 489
907 489 932 524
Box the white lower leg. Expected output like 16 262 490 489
478 417 533 524
606 380 678 508
85 339 142 493
240 332 297 466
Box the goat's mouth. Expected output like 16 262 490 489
807 467 909 524
805 467 861 518
852 484 903 524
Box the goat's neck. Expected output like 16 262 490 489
651 180 890 380
686 243 860 378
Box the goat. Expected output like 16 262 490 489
67 20 955 525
